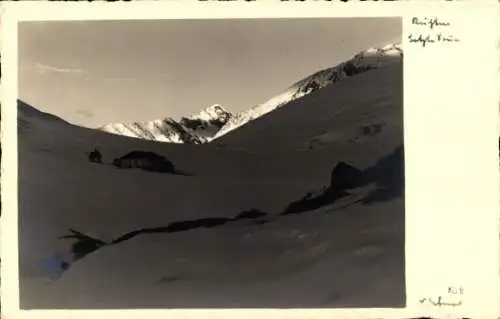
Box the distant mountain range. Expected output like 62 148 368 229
99 104 232 144
99 43 402 144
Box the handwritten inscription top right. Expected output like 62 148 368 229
408 17 460 48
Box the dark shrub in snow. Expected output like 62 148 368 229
88 148 102 164
60 229 107 262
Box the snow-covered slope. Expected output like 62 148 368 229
17 42 404 308
214 43 402 140
100 104 232 144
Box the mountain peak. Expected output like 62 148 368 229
99 104 233 144
206 104 226 113
185 104 232 123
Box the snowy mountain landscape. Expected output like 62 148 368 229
95 44 402 147
17 38 404 308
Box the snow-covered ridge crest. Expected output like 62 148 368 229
184 104 231 123
99 104 232 144
213 43 402 140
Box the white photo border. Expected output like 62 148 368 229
1 1 499 318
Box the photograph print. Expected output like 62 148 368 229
17 17 404 309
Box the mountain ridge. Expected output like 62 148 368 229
99 104 232 144
96 43 401 145
213 43 402 139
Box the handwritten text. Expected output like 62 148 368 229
412 17 451 30
419 296 463 307
408 33 460 47
408 16 460 48
418 286 464 307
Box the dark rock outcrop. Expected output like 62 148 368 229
364 145 404 189
234 208 267 220
342 61 374 76
282 188 349 216
283 145 404 214
328 161 365 192
111 217 232 244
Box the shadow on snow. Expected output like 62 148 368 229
54 145 404 277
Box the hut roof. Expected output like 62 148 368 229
118 151 166 161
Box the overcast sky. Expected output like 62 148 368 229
19 18 401 128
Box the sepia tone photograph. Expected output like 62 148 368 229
17 17 404 309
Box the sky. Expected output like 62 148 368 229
19 18 401 128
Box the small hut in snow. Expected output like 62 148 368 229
113 151 175 173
